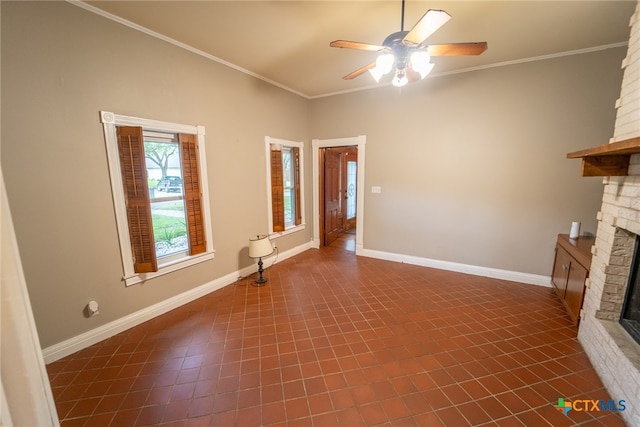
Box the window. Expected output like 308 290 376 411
346 159 357 220
265 137 304 235
101 111 213 286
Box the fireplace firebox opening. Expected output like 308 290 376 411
620 235 640 344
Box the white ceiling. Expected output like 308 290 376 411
83 1 636 98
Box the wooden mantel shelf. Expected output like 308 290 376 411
567 136 640 177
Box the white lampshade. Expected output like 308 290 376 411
375 53 395 75
249 235 274 258
368 66 385 83
410 51 434 79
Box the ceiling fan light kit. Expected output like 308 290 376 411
368 48 433 87
330 0 487 88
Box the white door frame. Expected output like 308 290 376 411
312 135 366 255
1 172 60 426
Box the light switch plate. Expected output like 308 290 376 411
371 186 381 193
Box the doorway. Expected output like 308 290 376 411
311 136 366 254
321 146 357 247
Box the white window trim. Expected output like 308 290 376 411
265 136 305 239
100 111 215 286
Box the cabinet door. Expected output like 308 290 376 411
565 262 588 323
551 246 572 298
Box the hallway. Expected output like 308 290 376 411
327 230 356 253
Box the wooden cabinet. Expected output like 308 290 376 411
551 234 595 324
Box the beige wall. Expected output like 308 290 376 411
0 1 627 350
310 48 625 276
1 2 311 348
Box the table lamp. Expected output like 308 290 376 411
249 235 274 286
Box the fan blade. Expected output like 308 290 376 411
403 9 451 46
427 42 488 56
342 62 376 80
330 40 385 51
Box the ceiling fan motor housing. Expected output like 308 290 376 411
382 31 410 47
383 31 413 71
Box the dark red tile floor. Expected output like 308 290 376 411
47 243 627 426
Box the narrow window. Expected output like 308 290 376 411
266 137 304 235
282 147 296 228
346 159 357 220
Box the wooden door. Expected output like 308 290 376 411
324 148 343 246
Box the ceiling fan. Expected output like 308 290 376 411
330 0 488 87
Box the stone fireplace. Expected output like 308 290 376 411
577 2 640 426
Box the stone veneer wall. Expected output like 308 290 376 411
578 2 640 426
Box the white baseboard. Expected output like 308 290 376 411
43 241 547 363
359 248 551 287
42 241 314 364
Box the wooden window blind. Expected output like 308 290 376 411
270 144 285 232
179 133 206 255
116 126 158 273
293 147 301 226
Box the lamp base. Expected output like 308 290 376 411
253 257 267 287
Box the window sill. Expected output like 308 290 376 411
270 223 305 240
124 250 215 287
